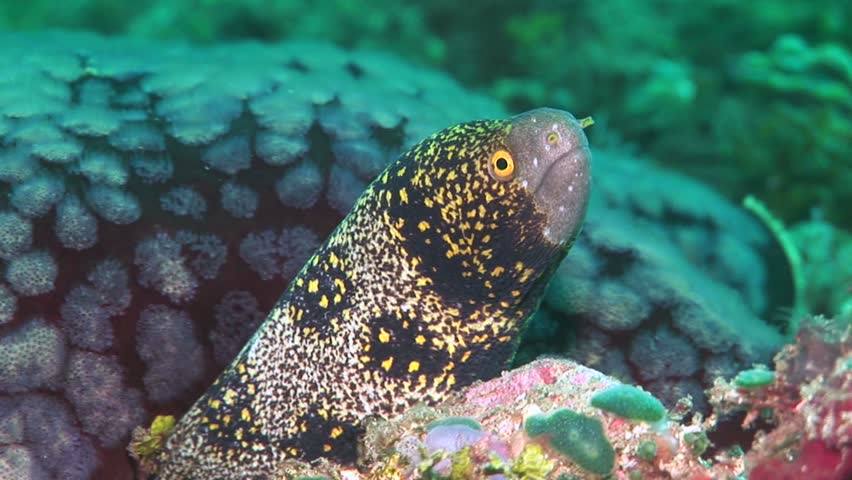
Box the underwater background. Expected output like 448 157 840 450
0 1 849 479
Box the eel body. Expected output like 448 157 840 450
155 108 592 479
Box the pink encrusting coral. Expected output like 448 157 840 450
293 316 849 479
353 358 744 480
709 315 852 480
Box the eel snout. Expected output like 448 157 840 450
507 107 592 245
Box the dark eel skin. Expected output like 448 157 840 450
153 108 592 479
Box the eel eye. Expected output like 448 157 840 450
546 132 560 145
489 149 515 181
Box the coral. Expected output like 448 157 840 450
239 225 321 281
209 290 265 365
160 185 207 220
135 233 200 303
61 105 122 136
359 358 742 480
255 131 306 167
0 283 16 325
708 316 852 480
59 259 131 351
0 445 49 480
0 146 37 183
10 174 65 218
136 304 206 403
5 250 57 296
130 154 173 183
275 160 324 209
77 151 129 185
64 350 146 447
628 326 702 381
0 317 66 392
175 231 227 280
0 211 32 259
110 123 166 152
54 194 99 250
590 384 666 423
220 181 259 219
525 409 615 475
19 395 99 480
201 134 252 175
86 184 141 224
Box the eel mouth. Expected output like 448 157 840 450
506 108 592 246
533 146 592 244
534 150 580 195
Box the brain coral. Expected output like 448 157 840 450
0 31 790 478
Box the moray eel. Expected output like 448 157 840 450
154 108 592 479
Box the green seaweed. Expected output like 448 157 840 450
590 384 666 423
525 409 614 475
734 368 776 389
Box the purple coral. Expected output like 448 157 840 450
64 350 146 447
136 305 205 403
160 185 207 220
20 395 98 480
239 225 320 280
220 181 258 219
135 233 199 304
59 259 131 351
5 250 58 296
210 290 265 365
175 231 228 280
0 317 66 392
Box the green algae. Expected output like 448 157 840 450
525 409 614 475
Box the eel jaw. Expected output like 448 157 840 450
507 108 592 246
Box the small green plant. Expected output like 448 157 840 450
525 409 614 475
683 431 710 456
637 440 657 462
590 384 666 422
734 368 776 389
